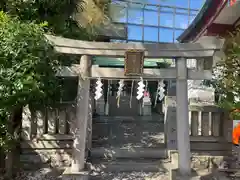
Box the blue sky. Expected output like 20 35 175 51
112 0 205 43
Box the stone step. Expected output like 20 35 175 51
93 115 164 123
90 147 168 159
87 159 170 173
92 120 165 148
92 139 165 148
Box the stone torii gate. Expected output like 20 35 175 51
45 35 224 179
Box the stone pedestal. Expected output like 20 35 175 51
104 102 109 115
62 168 89 180
142 96 152 116
170 168 199 180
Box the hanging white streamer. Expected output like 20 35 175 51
154 81 160 107
116 80 124 98
94 78 103 100
116 79 124 108
106 80 110 103
154 80 165 107
142 80 148 107
136 77 145 100
105 80 110 115
129 80 134 108
157 80 165 101
145 80 148 92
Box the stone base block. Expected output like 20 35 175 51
142 105 152 116
170 168 231 180
62 167 89 180
170 169 200 180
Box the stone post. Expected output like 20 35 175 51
176 57 191 176
71 55 92 172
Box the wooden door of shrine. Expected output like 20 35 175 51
108 80 140 116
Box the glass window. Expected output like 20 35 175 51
175 14 188 29
159 0 189 8
190 0 205 9
145 5 158 11
159 0 175 6
145 0 159 5
159 28 173 42
190 10 198 16
189 16 195 24
174 29 184 42
144 9 158 26
160 7 174 13
144 27 158 42
110 4 127 23
128 7 143 24
110 39 127 43
160 13 173 28
176 8 188 14
127 40 142 44
128 25 143 41
175 0 190 8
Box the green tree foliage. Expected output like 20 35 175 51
0 1 116 177
0 0 116 153
0 11 65 178
212 29 240 119
0 110 10 151
0 0 111 40
0 12 60 104
0 11 59 147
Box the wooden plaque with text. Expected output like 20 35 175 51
124 50 144 76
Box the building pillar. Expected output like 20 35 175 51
176 57 191 176
71 55 92 172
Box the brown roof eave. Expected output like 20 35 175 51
177 0 223 43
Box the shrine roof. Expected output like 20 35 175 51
178 0 225 42
93 56 172 68
178 0 240 42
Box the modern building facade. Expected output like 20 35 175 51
110 0 206 43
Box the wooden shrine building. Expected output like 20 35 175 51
22 35 226 180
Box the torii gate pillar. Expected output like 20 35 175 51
71 55 92 172
176 57 191 175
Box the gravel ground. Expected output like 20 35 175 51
90 171 169 180
2 168 240 180
0 168 169 180
0 168 63 180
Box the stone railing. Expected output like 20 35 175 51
164 96 232 152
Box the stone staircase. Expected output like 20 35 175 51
87 116 170 180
